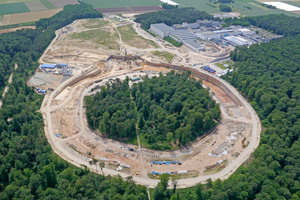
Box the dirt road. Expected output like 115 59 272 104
0 63 18 109
41 66 260 188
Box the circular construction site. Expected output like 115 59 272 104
35 16 261 188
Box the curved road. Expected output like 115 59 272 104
41 66 261 188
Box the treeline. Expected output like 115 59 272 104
135 7 214 29
86 72 220 150
153 28 300 200
0 3 148 199
162 3 178 10
224 14 300 36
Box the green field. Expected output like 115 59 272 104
40 0 56 9
152 51 175 63
81 0 161 8
71 29 119 49
176 0 299 16
0 2 30 15
0 0 35 4
117 24 157 49
285 1 300 7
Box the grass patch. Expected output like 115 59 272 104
215 60 233 69
152 51 175 63
163 36 183 47
40 0 56 9
71 29 119 49
111 136 138 146
0 2 30 15
81 18 108 29
118 24 157 49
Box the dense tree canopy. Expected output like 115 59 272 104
86 72 220 150
0 3 148 199
153 26 300 200
224 14 300 36
219 4 232 12
135 7 214 29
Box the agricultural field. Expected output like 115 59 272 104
0 2 30 15
25 1 47 11
1 8 62 25
48 0 78 8
175 0 299 16
81 0 161 8
40 0 56 9
117 24 158 49
0 0 79 25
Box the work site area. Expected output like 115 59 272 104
27 14 261 188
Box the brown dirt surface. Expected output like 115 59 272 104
96 6 163 14
0 25 36 34
25 1 47 11
203 80 235 106
2 8 62 25
48 0 79 8
28 71 63 90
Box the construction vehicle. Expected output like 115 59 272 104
242 137 246 147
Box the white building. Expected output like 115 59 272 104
149 23 173 38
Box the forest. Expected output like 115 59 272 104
151 22 300 200
223 14 300 36
0 3 148 199
0 2 300 199
135 7 214 29
85 72 220 150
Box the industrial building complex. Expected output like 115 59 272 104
149 20 283 52
40 63 72 76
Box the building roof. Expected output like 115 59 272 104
224 36 249 46
41 64 56 69
170 29 198 40
56 63 68 66
151 23 174 33
183 39 205 51
196 31 220 39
